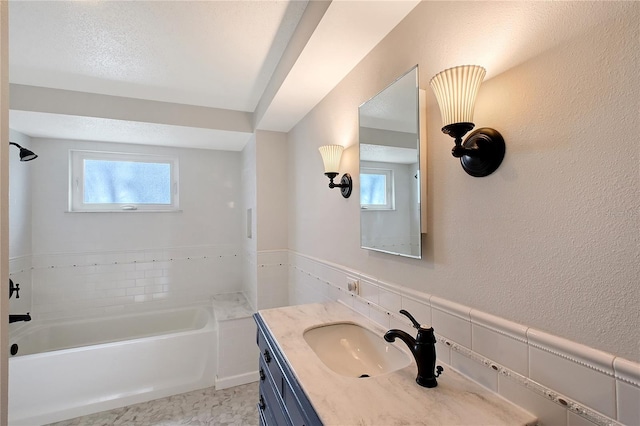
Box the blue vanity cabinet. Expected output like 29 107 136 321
254 313 323 426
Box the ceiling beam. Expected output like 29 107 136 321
253 0 331 130
10 84 253 134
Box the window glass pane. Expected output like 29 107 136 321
83 160 171 204
361 173 387 205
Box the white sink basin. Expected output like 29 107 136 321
303 322 411 378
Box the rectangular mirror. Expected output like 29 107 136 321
359 66 422 258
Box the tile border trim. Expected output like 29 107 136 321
527 328 615 376
613 357 640 387
470 309 529 344
444 337 624 426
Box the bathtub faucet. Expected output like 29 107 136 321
9 313 31 323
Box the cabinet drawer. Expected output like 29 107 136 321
282 381 307 426
257 324 284 395
259 380 290 426
258 400 271 426
255 313 323 426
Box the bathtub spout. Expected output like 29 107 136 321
9 313 31 323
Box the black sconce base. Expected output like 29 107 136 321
459 127 505 177
326 172 352 198
338 173 352 198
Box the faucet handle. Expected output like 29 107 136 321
9 279 20 299
399 309 422 329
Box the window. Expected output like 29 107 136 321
69 150 179 212
360 168 394 210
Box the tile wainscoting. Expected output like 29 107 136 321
10 247 639 425
284 250 639 426
8 255 33 326
11 245 242 321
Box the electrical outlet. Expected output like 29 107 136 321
346 276 360 295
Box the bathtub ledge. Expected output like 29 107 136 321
212 292 254 321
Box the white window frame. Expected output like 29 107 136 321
360 167 395 211
69 150 179 212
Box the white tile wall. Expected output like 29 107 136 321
378 286 402 313
498 374 568 426
358 277 379 305
528 328 617 419
614 357 640 425
615 379 640 426
435 340 452 366
431 297 472 348
8 256 33 332
401 296 432 328
30 245 242 321
568 412 600 426
243 247 258 311
451 350 498 392
471 322 529 376
287 251 638 426
368 303 390 328
352 296 370 317
528 346 616 418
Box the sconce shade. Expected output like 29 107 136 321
318 145 344 174
429 65 486 128
429 65 505 178
318 144 352 198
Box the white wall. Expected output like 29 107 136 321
31 138 242 253
255 130 288 252
287 0 640 364
241 135 257 310
254 130 288 310
239 131 289 311
28 138 243 319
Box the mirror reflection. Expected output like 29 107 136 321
359 66 421 258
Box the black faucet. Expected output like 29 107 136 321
384 309 443 388
9 313 31 323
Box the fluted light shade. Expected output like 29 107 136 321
318 145 344 174
318 144 352 198
430 65 486 128
428 65 505 178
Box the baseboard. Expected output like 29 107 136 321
216 370 259 390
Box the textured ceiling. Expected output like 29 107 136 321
9 0 306 112
8 0 421 150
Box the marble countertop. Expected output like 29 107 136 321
258 302 537 426
211 293 254 321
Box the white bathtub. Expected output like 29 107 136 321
8 306 217 425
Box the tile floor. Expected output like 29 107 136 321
48 383 259 426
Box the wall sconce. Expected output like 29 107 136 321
429 65 504 177
318 145 352 198
9 142 38 162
